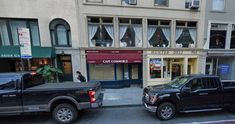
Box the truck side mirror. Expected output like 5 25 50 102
182 87 191 93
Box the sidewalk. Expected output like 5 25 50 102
102 87 143 107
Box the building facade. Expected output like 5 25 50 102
0 0 208 87
203 0 235 80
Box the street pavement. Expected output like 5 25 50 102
1 106 235 124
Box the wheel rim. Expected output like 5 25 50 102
57 107 73 122
160 106 173 119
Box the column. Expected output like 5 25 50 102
184 57 188 75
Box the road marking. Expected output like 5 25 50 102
178 119 235 124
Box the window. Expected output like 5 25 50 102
122 0 137 5
0 78 16 90
49 18 71 47
212 0 225 11
155 0 168 6
23 74 44 89
88 17 114 47
201 78 218 89
209 23 227 49
86 0 103 3
119 18 142 47
176 21 197 48
0 19 40 46
149 58 162 79
222 81 235 88
230 24 235 49
185 0 190 8
147 20 171 47
186 78 203 91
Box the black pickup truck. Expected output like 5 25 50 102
0 72 103 124
143 75 235 120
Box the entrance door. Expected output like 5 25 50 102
206 63 213 75
57 55 73 82
172 64 182 79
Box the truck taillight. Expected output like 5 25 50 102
89 91 96 103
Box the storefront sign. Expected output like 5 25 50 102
219 64 230 75
150 50 198 55
18 28 32 59
0 54 20 58
86 50 142 64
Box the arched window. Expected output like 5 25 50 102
49 19 71 47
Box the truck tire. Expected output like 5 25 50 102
52 103 78 124
156 102 175 121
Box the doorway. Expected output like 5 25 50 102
57 55 73 82
171 64 183 79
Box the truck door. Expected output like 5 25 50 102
0 77 22 114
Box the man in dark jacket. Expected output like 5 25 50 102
76 71 86 82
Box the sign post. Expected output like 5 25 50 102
18 28 32 71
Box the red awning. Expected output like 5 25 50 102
86 50 142 64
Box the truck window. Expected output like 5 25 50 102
222 81 235 88
201 78 218 89
186 78 203 91
0 78 16 90
23 74 45 89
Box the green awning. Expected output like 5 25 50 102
32 46 55 58
0 46 55 58
0 46 20 58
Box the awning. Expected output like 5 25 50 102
0 46 55 58
86 50 142 64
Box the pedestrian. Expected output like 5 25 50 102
76 71 86 82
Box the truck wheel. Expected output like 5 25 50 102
156 102 175 121
52 103 78 124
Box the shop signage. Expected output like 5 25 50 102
102 60 129 64
18 28 32 59
219 64 230 75
151 50 198 55
0 54 20 58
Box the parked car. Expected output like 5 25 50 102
0 72 103 124
143 74 235 120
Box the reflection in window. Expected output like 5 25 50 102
150 58 162 79
10 20 27 45
175 21 197 48
155 0 168 6
0 20 10 46
88 17 114 47
231 24 235 49
119 18 142 47
148 20 170 47
209 23 227 49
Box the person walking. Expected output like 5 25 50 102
76 71 86 82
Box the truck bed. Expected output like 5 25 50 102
28 82 100 90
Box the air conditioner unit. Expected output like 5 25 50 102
128 0 137 5
189 0 200 9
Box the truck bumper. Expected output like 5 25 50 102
91 93 103 108
143 102 157 113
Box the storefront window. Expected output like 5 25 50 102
230 24 235 49
88 17 114 47
209 23 227 49
147 20 170 47
149 58 162 79
175 21 197 48
89 64 115 81
0 20 10 46
119 18 142 47
116 64 124 80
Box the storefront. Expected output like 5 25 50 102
86 50 143 88
206 50 235 80
143 49 206 87
0 46 55 72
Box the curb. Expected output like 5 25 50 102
102 104 142 108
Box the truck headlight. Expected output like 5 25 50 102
149 95 158 104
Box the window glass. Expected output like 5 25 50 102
88 17 114 47
230 24 235 49
0 78 16 90
56 25 68 46
89 64 115 80
10 20 27 45
155 0 168 6
0 20 10 46
209 23 227 49
29 21 40 46
23 74 44 89
212 0 225 11
222 81 235 88
186 78 203 91
150 58 162 79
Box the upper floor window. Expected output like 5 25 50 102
175 21 197 48
86 0 103 3
88 17 114 47
230 24 235 49
0 19 40 46
119 18 142 47
122 0 137 5
147 20 171 47
209 23 227 49
154 0 168 6
212 0 225 11
49 19 71 47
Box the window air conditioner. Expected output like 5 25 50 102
189 0 200 9
128 0 137 5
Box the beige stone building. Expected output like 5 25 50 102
0 0 207 87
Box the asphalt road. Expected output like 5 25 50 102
1 106 235 124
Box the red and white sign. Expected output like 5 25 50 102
18 28 32 59
86 50 142 64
